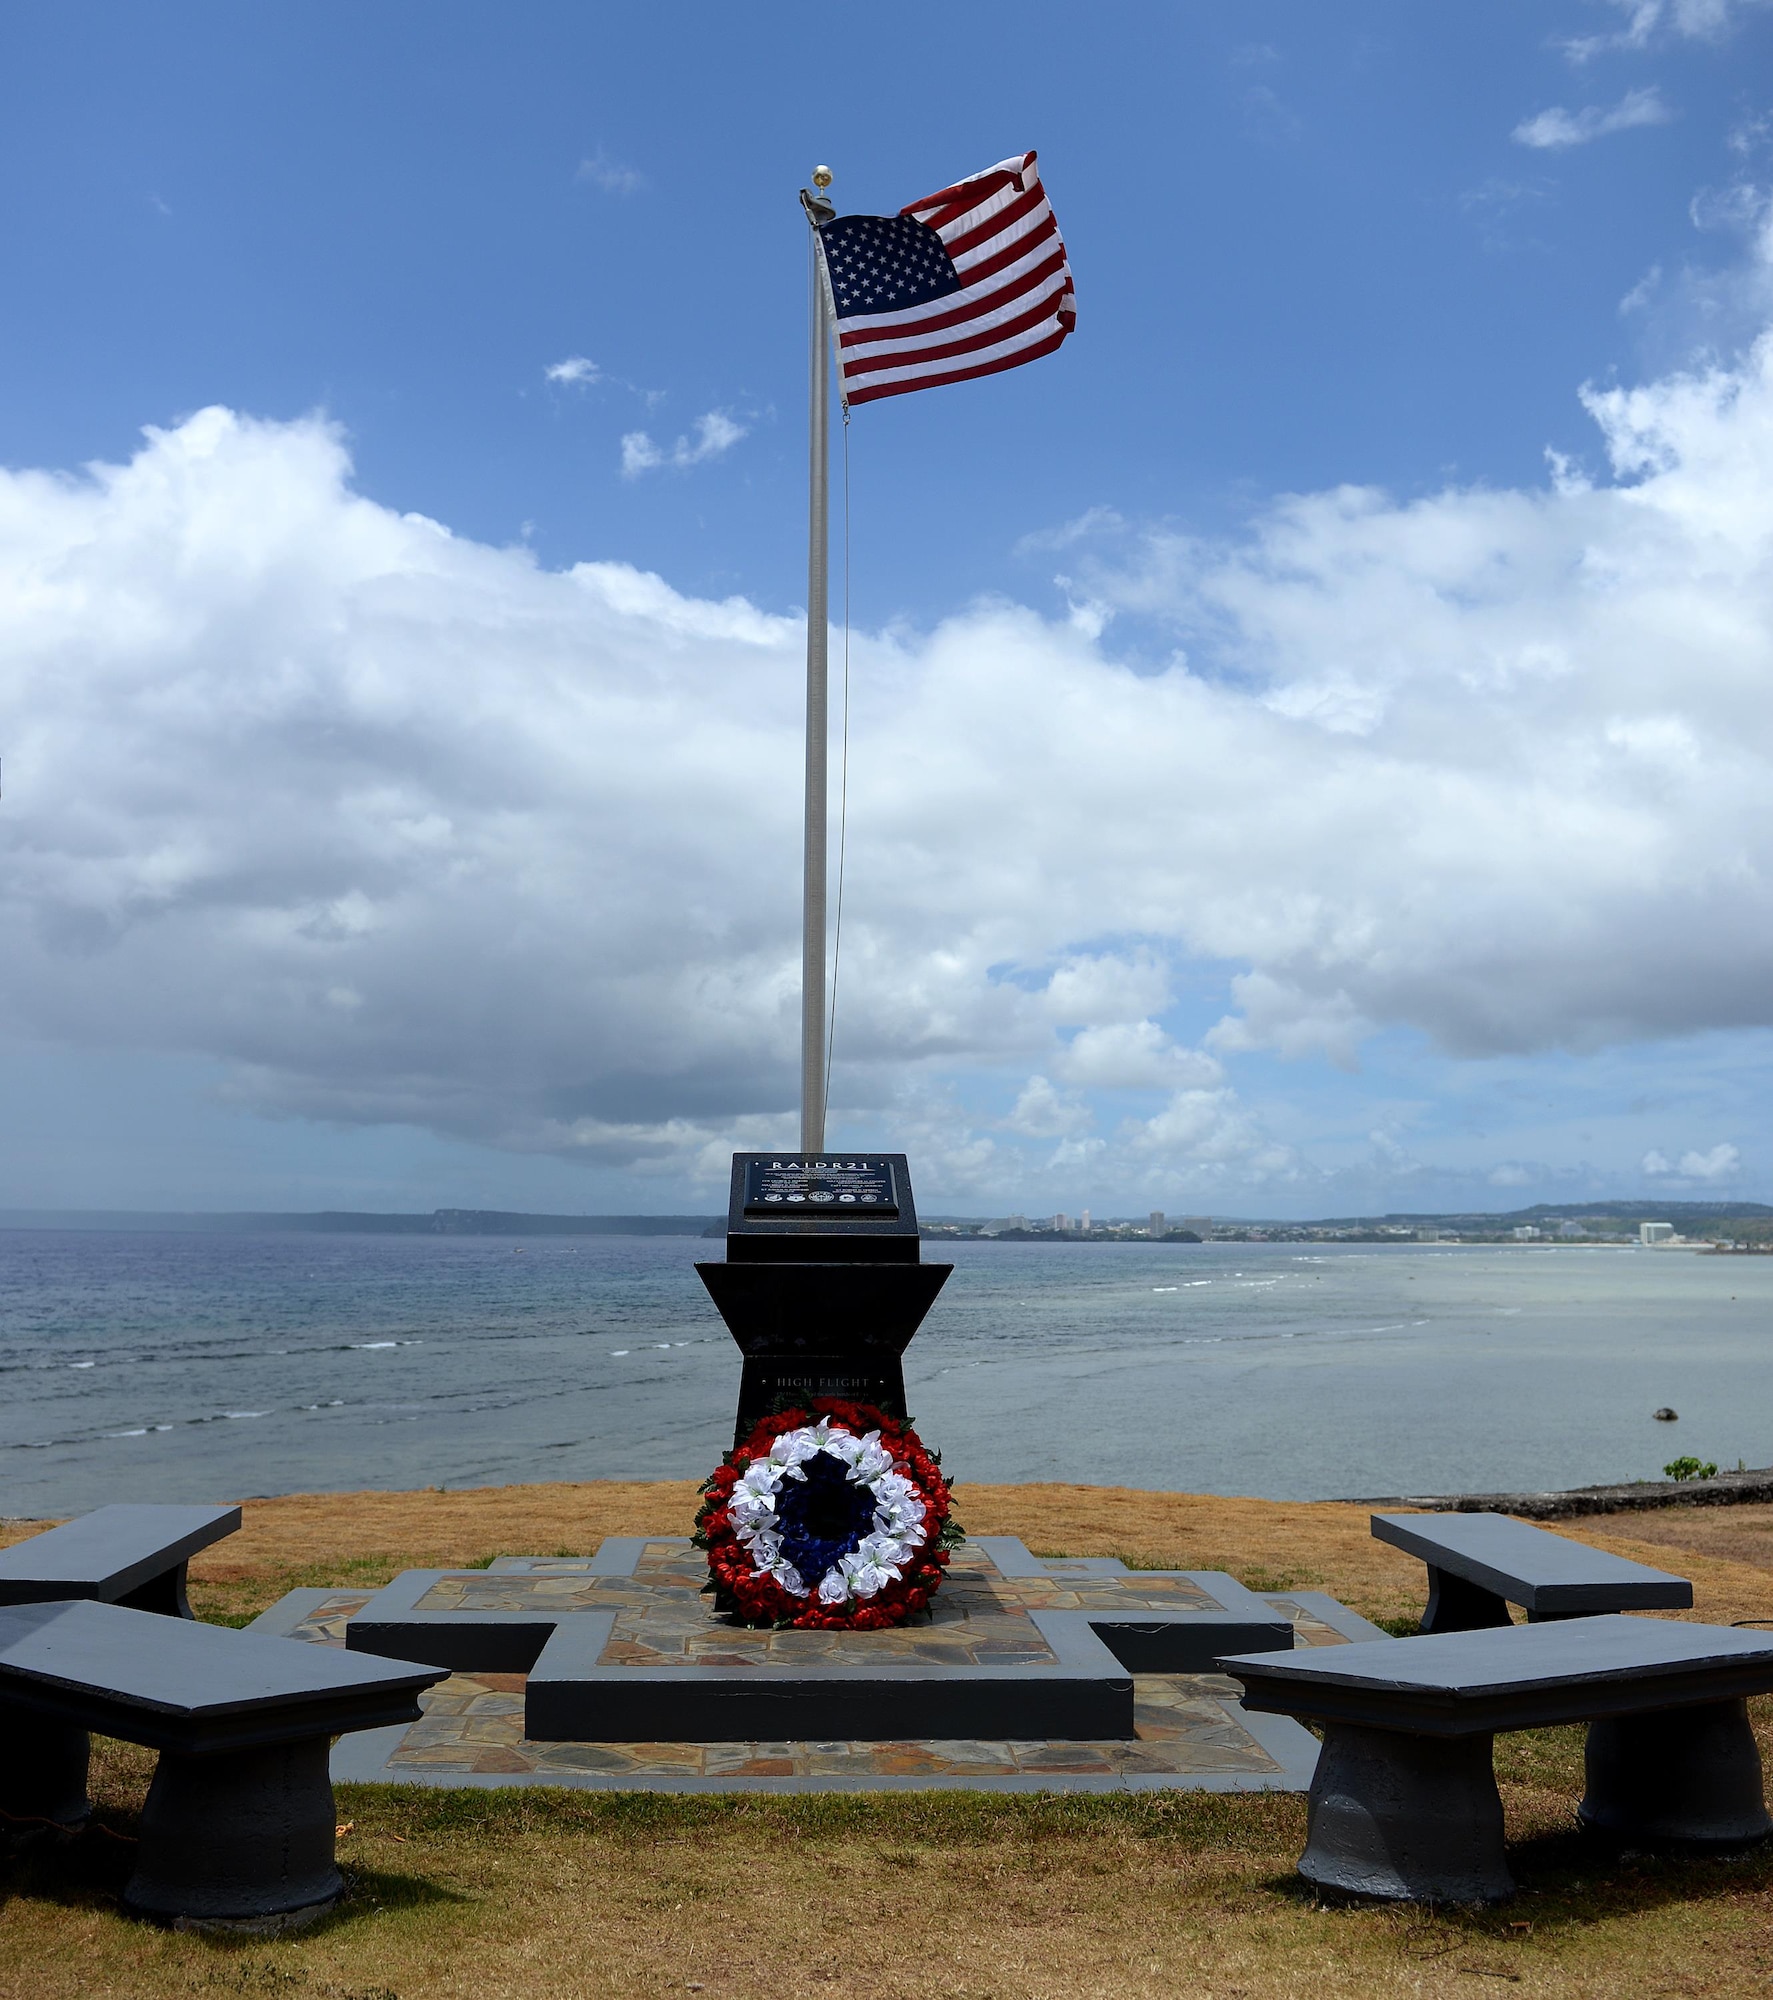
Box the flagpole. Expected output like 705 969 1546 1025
800 168 836 1154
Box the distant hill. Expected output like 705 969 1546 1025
1299 1200 1773 1228
5 1196 1768 1239
0 1209 720 1236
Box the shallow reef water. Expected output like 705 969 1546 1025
0 1230 1766 1514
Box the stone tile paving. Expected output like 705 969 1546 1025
382 1667 1283 1781
283 1538 1359 1786
282 1592 374 1645
1269 1600 1349 1649
411 1542 1222 1672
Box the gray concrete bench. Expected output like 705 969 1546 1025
1221 1616 1773 1903
1372 1510 1692 1633
0 1503 241 1619
0 1598 444 1929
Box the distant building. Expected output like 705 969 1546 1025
1149 1210 1165 1237
1180 1216 1213 1238
1640 1221 1677 1245
1053 1213 1069 1233
1080 1209 1092 1233
1557 1221 1587 1238
1511 1225 1542 1240
1416 1228 1446 1242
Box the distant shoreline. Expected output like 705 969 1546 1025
3 1195 1771 1248
0 1208 720 1236
1350 1462 1773 1519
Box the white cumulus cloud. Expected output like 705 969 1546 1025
1561 0 1765 60
1513 87 1672 150
1645 1142 1742 1180
1056 1021 1222 1090
5 275 1773 1197
1044 320 1773 1074
576 149 645 196
545 355 601 386
1006 1075 1091 1137
620 411 747 477
1125 1089 1296 1184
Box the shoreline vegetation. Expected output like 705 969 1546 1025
2 1480 1771 1996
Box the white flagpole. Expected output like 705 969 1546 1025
800 168 836 1154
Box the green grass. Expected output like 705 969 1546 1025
332 1781 1311 1851
1371 1611 1423 1636
3 1720 1770 1998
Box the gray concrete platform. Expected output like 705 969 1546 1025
251 1537 1387 1794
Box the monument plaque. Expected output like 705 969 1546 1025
743 1157 898 1216
722 1152 921 1265
697 1151 951 1442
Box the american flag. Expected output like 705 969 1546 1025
818 151 1075 408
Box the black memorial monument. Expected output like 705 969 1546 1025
696 1153 952 1444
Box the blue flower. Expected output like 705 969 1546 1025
773 1448 880 1595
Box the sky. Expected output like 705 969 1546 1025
2 0 1772 1219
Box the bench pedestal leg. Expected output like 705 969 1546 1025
124 1737 342 1931
1581 1699 1772 1851
1420 1567 1514 1635
116 1558 194 1620
1301 1722 1515 1904
0 1703 90 1834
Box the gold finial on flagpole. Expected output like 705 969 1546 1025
801 166 835 227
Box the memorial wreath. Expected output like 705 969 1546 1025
694 1399 962 1629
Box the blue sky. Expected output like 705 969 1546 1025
1 1 1772 1217
1 5 1755 607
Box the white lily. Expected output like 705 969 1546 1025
839 1537 907 1597
758 1549 809 1595
728 1472 780 1529
768 1428 821 1473
816 1568 851 1605
821 1427 888 1479
872 1493 927 1540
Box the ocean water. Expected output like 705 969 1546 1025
1 1230 1769 1517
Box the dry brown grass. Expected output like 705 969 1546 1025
3 1480 1773 1998
4 1754 1772 2000
1582 1503 1773 1580
1 1476 1746 1631
960 1483 1773 1632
